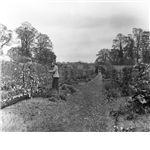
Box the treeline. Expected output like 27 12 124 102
0 22 56 102
95 28 150 66
95 28 150 115
0 22 56 64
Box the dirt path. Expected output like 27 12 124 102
0 74 114 132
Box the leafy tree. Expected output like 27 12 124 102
15 22 38 58
33 33 56 84
132 28 143 63
0 24 12 55
9 21 38 96
123 35 135 65
14 22 40 95
112 33 128 65
96 48 110 65
140 31 150 63
109 48 119 65
7 47 20 61
132 29 150 64
33 33 55 65
8 22 56 93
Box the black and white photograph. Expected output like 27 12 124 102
0 0 150 132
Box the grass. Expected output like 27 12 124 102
1 74 150 132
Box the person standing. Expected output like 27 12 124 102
49 62 60 92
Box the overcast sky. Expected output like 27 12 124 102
0 0 149 62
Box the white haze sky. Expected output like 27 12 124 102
0 0 149 62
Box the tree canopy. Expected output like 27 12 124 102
15 22 38 58
33 33 56 65
96 28 150 66
7 22 56 65
0 24 12 55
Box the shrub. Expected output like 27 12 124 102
121 66 133 96
60 84 77 94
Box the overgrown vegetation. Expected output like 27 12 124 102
1 60 95 108
95 28 150 131
0 22 95 108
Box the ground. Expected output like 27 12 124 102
0 74 150 131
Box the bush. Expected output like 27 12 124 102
1 94 30 109
110 63 150 115
103 80 121 103
60 84 77 94
121 66 133 96
1 61 95 108
129 63 150 106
